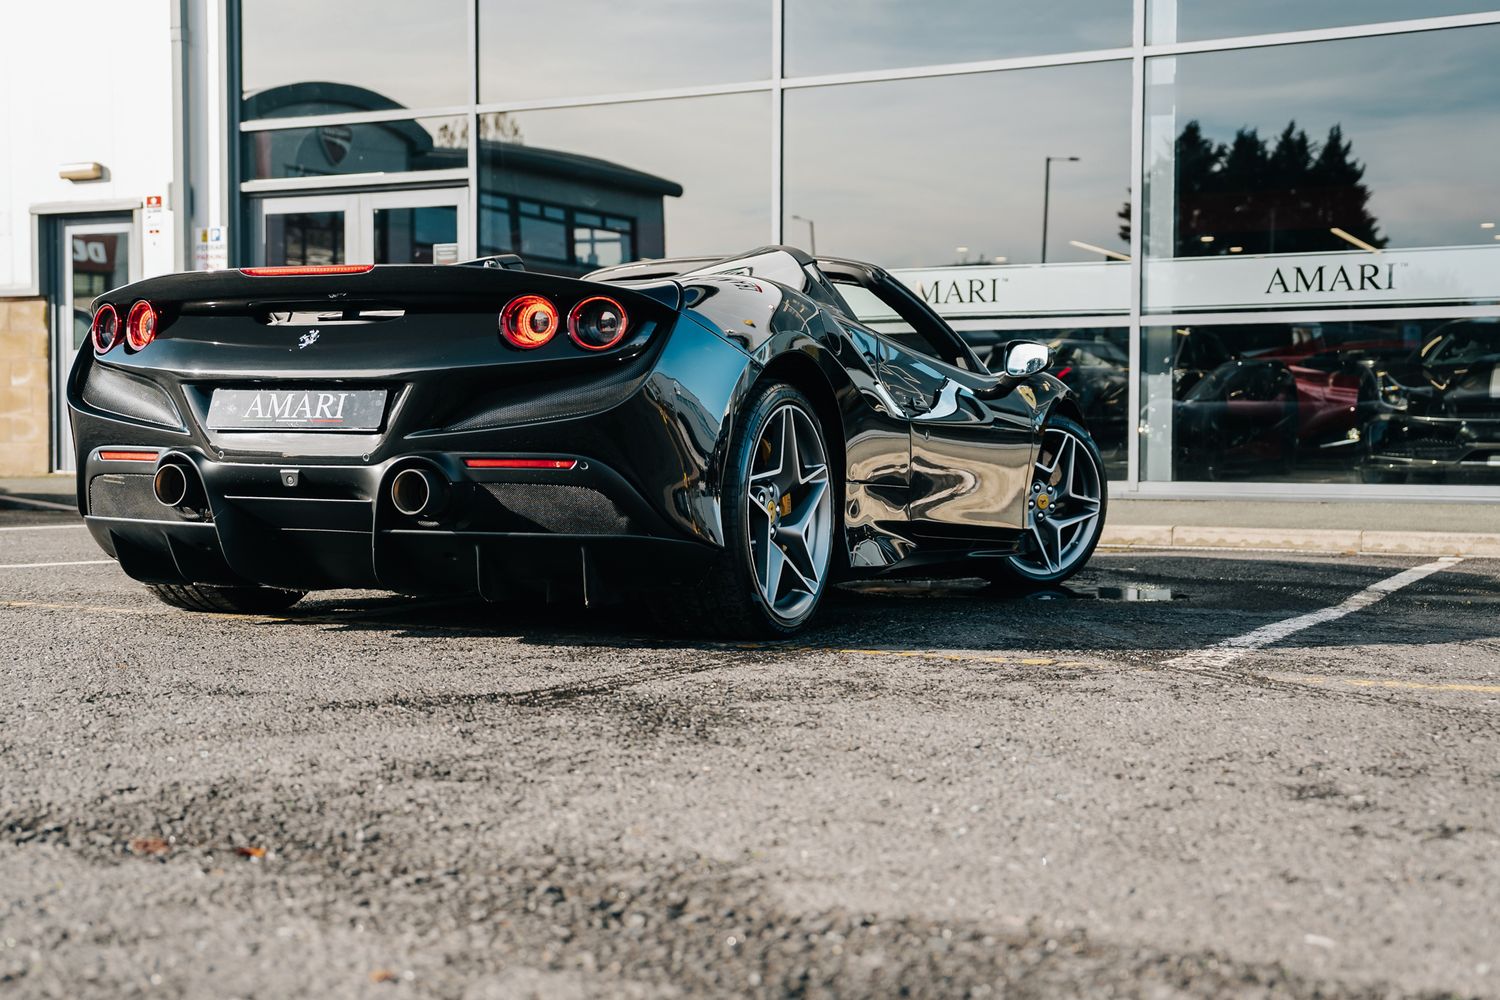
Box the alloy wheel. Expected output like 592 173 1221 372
1010 425 1104 578
746 403 833 623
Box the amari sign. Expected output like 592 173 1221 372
886 246 1499 320
1143 245 1500 312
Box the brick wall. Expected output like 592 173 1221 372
0 298 52 476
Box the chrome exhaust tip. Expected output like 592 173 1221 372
391 468 446 517
153 464 190 508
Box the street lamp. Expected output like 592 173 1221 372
790 214 817 255
1041 156 1080 264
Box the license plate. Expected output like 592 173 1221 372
207 388 387 432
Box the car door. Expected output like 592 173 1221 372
824 263 1035 536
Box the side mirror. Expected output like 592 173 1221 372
975 341 1051 400
1005 341 1050 377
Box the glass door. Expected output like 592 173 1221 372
257 194 353 266
53 218 137 471
364 189 467 264
255 189 470 266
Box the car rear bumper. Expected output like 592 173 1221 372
80 448 717 598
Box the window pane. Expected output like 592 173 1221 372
373 206 458 265
478 94 770 276
478 0 770 103
241 117 469 180
786 0 1131 76
784 63 1132 318
264 212 345 267
1149 0 1500 44
1143 26 1500 313
241 0 468 118
70 233 130 349
1140 317 1500 485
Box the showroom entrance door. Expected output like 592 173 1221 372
51 216 138 471
254 189 471 266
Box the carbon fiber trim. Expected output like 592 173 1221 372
442 350 656 432
82 364 184 429
88 474 210 522
483 483 632 535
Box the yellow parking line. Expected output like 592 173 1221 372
836 648 1081 669
1268 672 1500 695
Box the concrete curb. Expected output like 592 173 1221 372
1102 524 1500 558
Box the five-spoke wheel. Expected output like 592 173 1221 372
669 383 835 637
998 416 1107 584
746 402 833 624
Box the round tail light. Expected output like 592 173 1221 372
125 300 158 351
90 304 120 353
568 296 629 351
499 294 559 349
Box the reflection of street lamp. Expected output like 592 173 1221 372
1041 155 1080 264
790 214 816 254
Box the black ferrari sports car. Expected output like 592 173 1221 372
1363 318 1500 483
69 246 1106 636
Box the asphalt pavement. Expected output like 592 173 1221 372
2 502 1498 999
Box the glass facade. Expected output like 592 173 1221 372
234 1 1500 496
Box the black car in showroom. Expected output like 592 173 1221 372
1364 318 1500 483
69 247 1106 636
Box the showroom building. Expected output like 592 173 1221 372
3 1 1499 497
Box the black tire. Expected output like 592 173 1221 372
148 583 306 614
664 382 836 638
985 414 1108 588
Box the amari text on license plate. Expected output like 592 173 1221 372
207 388 387 431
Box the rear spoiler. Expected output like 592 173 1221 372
91 263 682 315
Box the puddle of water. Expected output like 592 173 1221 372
1007 585 1185 602
1092 586 1183 602
839 580 1185 601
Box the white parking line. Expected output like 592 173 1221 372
0 495 77 512
1167 556 1463 670
0 523 87 532
0 559 115 570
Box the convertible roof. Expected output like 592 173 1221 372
586 245 821 284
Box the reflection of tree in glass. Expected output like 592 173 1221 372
1134 120 1385 256
434 114 524 149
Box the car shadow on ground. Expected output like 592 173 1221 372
257 554 1500 655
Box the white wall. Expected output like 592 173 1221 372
0 1 176 293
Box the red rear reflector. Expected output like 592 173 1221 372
239 264 375 276
464 458 577 470
99 450 159 462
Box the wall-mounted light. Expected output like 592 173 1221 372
58 162 105 181
1481 222 1495 229
1229 246 1244 253
1068 239 1130 262
1199 235 1215 243
1330 227 1380 253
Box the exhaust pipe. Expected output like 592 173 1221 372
391 467 447 517
153 464 191 508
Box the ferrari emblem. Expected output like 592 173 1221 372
1036 493 1050 510
1016 385 1037 409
